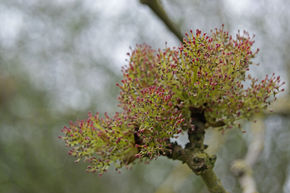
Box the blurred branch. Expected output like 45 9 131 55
140 0 183 42
265 96 290 117
231 115 265 193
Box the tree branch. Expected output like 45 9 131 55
201 169 228 193
140 0 183 42
155 127 228 193
166 121 228 193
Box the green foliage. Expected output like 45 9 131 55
61 26 284 174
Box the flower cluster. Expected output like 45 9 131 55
61 112 136 174
61 26 284 174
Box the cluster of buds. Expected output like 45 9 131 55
61 26 284 174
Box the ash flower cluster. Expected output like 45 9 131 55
61 26 284 174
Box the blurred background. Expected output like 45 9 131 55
0 0 290 192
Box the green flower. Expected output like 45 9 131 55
61 26 284 174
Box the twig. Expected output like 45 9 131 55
140 0 183 42
155 129 227 193
166 121 229 193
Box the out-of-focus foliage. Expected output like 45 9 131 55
0 0 290 193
